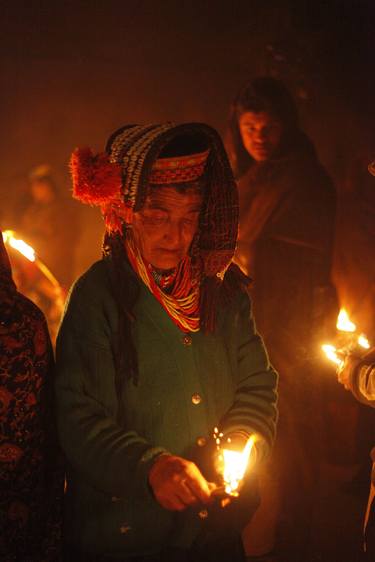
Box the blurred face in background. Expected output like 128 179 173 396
239 111 283 162
30 179 55 203
132 186 202 270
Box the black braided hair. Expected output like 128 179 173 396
103 230 140 398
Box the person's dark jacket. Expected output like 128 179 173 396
236 135 336 364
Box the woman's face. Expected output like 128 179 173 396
238 111 283 162
132 186 202 270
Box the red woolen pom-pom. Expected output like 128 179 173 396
70 147 122 205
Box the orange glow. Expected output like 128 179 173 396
336 308 356 332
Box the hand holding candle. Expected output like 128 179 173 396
337 355 360 390
148 454 215 511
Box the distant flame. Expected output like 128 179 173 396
322 307 371 367
322 344 344 367
358 334 370 349
336 309 356 332
2 230 36 262
222 435 255 495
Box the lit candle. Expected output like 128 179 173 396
213 428 256 497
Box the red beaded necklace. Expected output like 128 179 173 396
125 235 200 333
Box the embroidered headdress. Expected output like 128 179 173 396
71 123 238 284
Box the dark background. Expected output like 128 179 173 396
1 0 374 274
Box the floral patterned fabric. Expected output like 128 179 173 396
0 231 63 561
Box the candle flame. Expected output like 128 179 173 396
358 334 370 349
222 435 255 495
322 308 372 370
336 308 356 332
2 230 36 262
322 344 344 367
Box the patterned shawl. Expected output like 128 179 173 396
0 231 63 561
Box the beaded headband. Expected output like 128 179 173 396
149 150 209 184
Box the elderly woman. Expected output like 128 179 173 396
0 230 63 561
55 123 278 562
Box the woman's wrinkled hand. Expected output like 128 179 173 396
148 454 216 511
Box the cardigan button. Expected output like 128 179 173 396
182 334 192 346
191 393 202 405
196 436 207 447
120 523 131 534
198 509 208 519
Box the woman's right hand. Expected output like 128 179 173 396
148 454 215 511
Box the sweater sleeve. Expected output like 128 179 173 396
55 273 168 499
220 291 278 462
